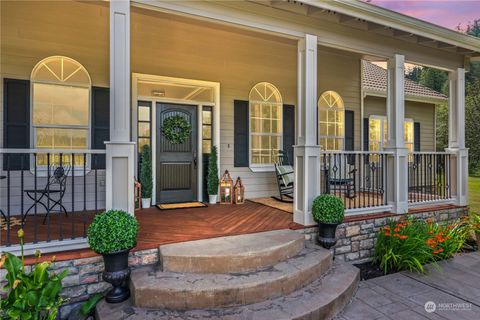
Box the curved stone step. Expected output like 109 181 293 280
130 244 332 310
96 263 359 320
159 229 305 273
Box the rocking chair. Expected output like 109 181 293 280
273 151 294 203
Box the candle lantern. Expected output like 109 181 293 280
219 170 233 204
234 177 245 204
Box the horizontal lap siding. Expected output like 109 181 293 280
364 96 436 151
1 1 363 199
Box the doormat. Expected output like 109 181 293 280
1 216 22 231
157 202 208 210
249 197 293 214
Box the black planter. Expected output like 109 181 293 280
318 222 340 249
102 249 131 303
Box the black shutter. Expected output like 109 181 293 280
283 104 295 165
345 110 354 151
91 87 110 169
363 118 369 151
3 79 30 170
234 100 249 167
414 122 421 152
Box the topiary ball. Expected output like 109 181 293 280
87 210 139 254
312 194 345 224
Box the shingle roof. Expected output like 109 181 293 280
362 61 447 101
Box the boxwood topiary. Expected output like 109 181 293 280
312 194 345 224
87 210 139 254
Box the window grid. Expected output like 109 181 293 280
202 107 213 154
318 91 345 151
249 82 283 166
137 103 152 154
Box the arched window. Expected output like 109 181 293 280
249 82 283 167
318 91 344 151
31 56 91 166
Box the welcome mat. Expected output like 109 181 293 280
0 216 22 231
157 202 208 210
249 197 293 214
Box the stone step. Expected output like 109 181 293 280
96 263 359 320
159 229 305 273
130 243 332 310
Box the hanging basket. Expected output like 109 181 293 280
162 115 192 144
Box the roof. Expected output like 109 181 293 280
362 61 447 103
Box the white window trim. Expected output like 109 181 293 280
248 82 283 171
30 56 93 175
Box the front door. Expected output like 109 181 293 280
156 103 198 203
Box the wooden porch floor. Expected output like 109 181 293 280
1 201 301 262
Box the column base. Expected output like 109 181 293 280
445 148 468 206
384 147 409 214
293 145 321 226
105 141 136 214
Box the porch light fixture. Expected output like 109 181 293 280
219 170 233 204
233 177 245 205
152 89 165 97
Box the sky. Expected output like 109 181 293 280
368 0 480 31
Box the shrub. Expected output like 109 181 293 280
207 146 219 195
1 230 68 320
140 145 152 199
87 210 139 254
312 194 345 224
373 217 470 274
470 212 480 234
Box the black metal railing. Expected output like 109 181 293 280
408 152 452 204
0 149 106 250
320 151 390 211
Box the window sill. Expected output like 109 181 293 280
249 165 275 173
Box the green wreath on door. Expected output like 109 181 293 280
162 115 192 144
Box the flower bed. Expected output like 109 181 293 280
373 217 470 274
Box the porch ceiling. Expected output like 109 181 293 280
261 0 480 58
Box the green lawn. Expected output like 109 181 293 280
469 176 480 213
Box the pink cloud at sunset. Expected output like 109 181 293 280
368 0 480 31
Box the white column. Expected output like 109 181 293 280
293 34 320 226
446 68 468 206
106 0 135 214
384 54 408 214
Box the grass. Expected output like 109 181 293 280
469 176 480 213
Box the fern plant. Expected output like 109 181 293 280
207 146 219 195
140 145 152 199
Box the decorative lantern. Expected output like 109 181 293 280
234 177 245 204
219 170 233 204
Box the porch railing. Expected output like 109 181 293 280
320 151 392 213
0 149 106 254
408 152 454 205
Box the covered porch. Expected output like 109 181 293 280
1 0 477 255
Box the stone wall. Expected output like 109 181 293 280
0 248 160 319
301 206 469 263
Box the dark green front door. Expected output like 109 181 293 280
156 103 198 203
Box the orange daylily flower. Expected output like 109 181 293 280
399 235 408 240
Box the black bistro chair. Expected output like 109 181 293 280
23 165 70 224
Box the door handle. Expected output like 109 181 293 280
193 151 198 169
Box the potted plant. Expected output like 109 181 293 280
87 210 139 303
207 145 219 204
312 194 345 249
140 145 153 208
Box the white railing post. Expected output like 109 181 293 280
106 0 136 214
445 68 468 206
293 34 320 226
384 54 409 213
